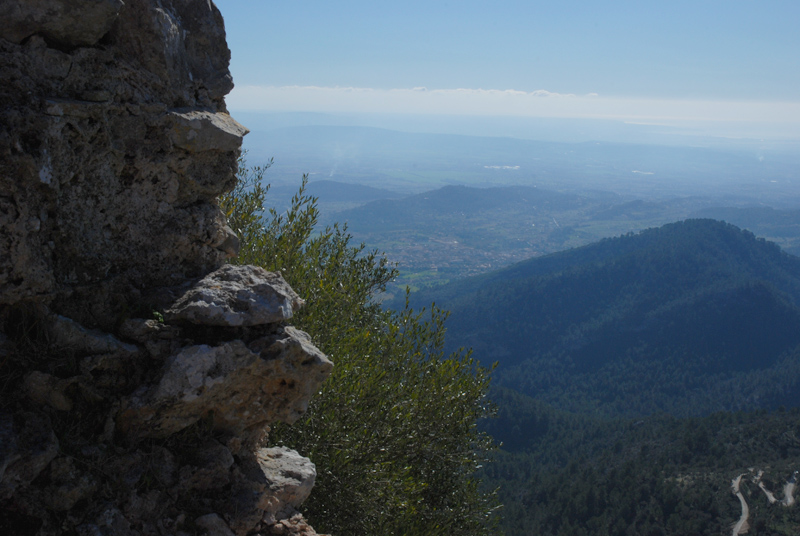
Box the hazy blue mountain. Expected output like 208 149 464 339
243 125 800 203
264 179 405 216
407 219 800 416
325 182 800 295
690 206 800 256
326 184 586 231
299 180 405 203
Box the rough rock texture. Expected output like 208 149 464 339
0 2 331 535
0 0 242 329
118 326 332 441
0 0 125 47
254 448 318 520
165 265 305 327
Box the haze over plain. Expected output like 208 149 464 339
215 0 800 146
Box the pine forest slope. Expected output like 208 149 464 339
407 219 800 417
482 387 800 536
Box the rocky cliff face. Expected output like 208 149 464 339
0 2 331 535
0 0 242 328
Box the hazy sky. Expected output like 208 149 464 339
213 0 800 135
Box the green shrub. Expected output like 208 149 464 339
220 158 499 535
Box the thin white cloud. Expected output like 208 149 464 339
227 85 800 134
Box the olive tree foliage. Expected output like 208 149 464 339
220 157 499 536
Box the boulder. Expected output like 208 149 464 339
223 448 318 535
169 110 249 154
255 448 317 517
117 327 332 440
165 265 305 327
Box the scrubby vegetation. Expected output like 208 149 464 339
220 159 499 535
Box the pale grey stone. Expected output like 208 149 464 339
165 265 305 327
169 110 249 153
256 447 317 515
117 327 332 440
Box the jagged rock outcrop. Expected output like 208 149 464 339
0 0 242 329
0 2 331 535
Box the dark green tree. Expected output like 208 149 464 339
220 158 499 535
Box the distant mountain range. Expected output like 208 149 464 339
407 219 800 417
322 184 587 232
243 124 800 203
278 183 800 295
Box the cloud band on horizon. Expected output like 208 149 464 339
228 85 800 136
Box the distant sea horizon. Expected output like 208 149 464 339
231 110 800 153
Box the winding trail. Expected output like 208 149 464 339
731 474 750 536
731 469 798 536
755 470 778 504
782 472 797 506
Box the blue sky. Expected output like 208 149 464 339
214 0 800 137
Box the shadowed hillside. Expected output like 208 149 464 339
408 219 800 416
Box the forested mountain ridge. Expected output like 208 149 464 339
408 219 800 416
482 387 800 536
327 184 587 231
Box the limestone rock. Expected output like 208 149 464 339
195 513 236 536
118 317 182 359
0 412 59 499
0 332 10 358
117 327 332 440
144 446 178 488
0 1 330 534
255 448 317 517
266 513 328 536
169 110 249 153
0 0 239 328
0 0 124 47
119 318 181 344
105 452 146 489
24 371 77 411
77 505 134 536
0 413 18 483
165 265 305 327
219 445 317 534
44 457 97 511
177 440 235 491
50 314 139 356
